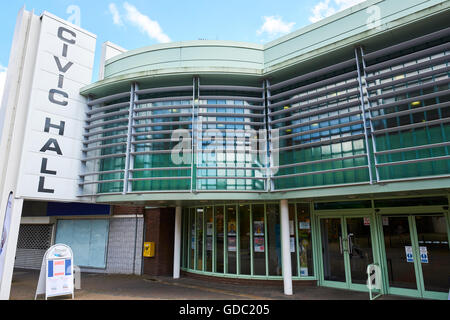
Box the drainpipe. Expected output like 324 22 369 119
280 199 293 295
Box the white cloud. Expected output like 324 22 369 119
0 65 7 104
109 3 123 26
309 0 367 23
257 16 296 37
123 2 171 43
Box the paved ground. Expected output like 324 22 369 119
9 269 418 300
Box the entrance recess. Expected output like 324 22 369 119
320 216 374 291
381 214 449 299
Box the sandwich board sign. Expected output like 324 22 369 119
367 264 382 300
35 244 74 300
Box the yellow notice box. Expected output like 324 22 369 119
143 242 155 257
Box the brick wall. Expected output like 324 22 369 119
143 207 175 276
112 205 145 215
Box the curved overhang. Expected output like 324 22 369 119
92 177 450 207
103 40 264 78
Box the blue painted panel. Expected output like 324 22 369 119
55 219 109 268
47 202 110 216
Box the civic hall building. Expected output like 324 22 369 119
0 0 449 300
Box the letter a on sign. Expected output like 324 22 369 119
40 138 63 155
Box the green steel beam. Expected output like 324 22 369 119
94 178 450 205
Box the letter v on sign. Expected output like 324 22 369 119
54 56 73 73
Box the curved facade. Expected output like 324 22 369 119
76 0 450 299
80 28 450 196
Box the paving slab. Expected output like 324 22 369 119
9 269 419 300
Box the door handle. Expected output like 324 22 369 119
348 233 354 255
339 236 343 254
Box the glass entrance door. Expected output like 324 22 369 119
320 216 374 290
415 215 449 294
321 218 346 283
347 217 374 285
382 216 417 290
382 214 449 299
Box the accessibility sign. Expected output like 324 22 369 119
419 246 428 264
405 246 414 263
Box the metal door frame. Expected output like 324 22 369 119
315 209 378 292
377 206 449 300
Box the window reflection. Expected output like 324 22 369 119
297 203 314 277
215 206 224 273
189 208 195 269
196 208 203 271
239 205 251 275
205 206 213 272
267 204 281 276
288 204 297 277
226 205 237 274
184 203 314 279
252 204 266 276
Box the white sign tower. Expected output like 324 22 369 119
0 8 96 300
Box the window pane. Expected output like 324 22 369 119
182 209 188 269
382 216 417 289
297 203 314 277
239 205 251 275
226 205 237 274
374 197 448 208
267 204 281 276
415 215 449 293
321 218 346 282
215 206 224 273
315 200 372 210
205 206 213 272
289 204 297 277
252 204 266 276
189 208 195 269
196 208 204 271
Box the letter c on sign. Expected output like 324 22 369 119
49 89 69 106
57 27 76 44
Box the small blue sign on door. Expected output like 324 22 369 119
405 246 414 263
420 247 428 264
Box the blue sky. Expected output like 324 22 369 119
0 0 366 97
